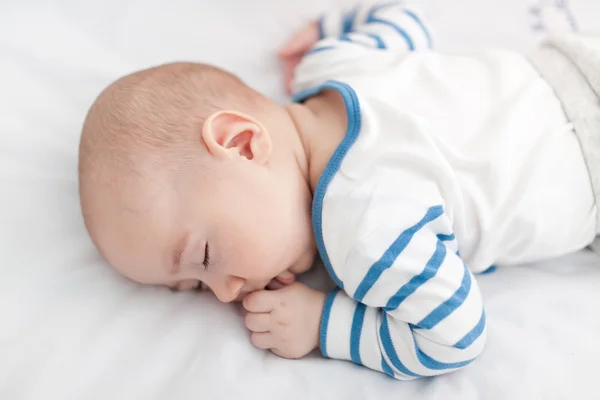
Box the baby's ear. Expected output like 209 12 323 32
202 110 272 164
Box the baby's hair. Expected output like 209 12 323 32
80 62 260 174
78 62 266 234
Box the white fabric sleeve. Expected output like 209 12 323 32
291 2 433 95
311 1 433 54
319 205 487 380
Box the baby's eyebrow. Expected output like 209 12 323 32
169 235 189 276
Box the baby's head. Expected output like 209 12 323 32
79 62 316 302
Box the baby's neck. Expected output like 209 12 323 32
285 89 348 193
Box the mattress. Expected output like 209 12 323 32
1 0 599 399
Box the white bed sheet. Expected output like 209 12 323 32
1 0 599 399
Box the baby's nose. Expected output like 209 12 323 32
211 276 245 303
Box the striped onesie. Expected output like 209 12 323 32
291 2 597 379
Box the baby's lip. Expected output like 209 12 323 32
275 271 296 285
235 275 293 301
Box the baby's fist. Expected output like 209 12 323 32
243 282 325 359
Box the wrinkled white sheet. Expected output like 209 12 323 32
1 0 599 399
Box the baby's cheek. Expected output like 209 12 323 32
178 279 200 291
289 251 316 275
228 246 285 284
245 264 284 286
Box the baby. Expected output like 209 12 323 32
78 2 600 380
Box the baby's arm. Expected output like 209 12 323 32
315 1 432 52
242 205 487 379
280 1 432 93
321 208 487 379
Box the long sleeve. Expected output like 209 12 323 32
292 2 433 95
320 205 487 380
310 1 432 55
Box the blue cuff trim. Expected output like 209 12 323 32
320 288 340 358
349 302 367 365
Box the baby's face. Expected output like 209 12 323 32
98 156 316 303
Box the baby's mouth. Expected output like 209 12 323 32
231 273 298 302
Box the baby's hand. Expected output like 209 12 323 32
243 282 326 359
278 21 320 95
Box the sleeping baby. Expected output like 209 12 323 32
78 2 600 379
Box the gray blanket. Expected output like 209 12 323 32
529 33 600 251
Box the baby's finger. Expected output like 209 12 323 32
243 290 277 313
250 332 274 350
278 21 319 58
283 56 302 95
271 348 294 359
283 61 295 95
245 312 271 333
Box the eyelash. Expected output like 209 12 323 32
202 243 210 270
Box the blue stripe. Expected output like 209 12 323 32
354 205 444 302
350 302 367 365
367 1 397 15
381 356 395 377
293 81 362 290
306 46 335 55
417 265 472 329
436 233 455 241
379 314 421 377
339 33 386 50
317 16 325 39
364 32 386 49
454 309 486 349
320 288 340 358
384 238 447 311
403 9 433 48
367 17 414 50
413 336 475 370
366 6 415 51
342 7 358 33
477 265 497 275
338 34 353 43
